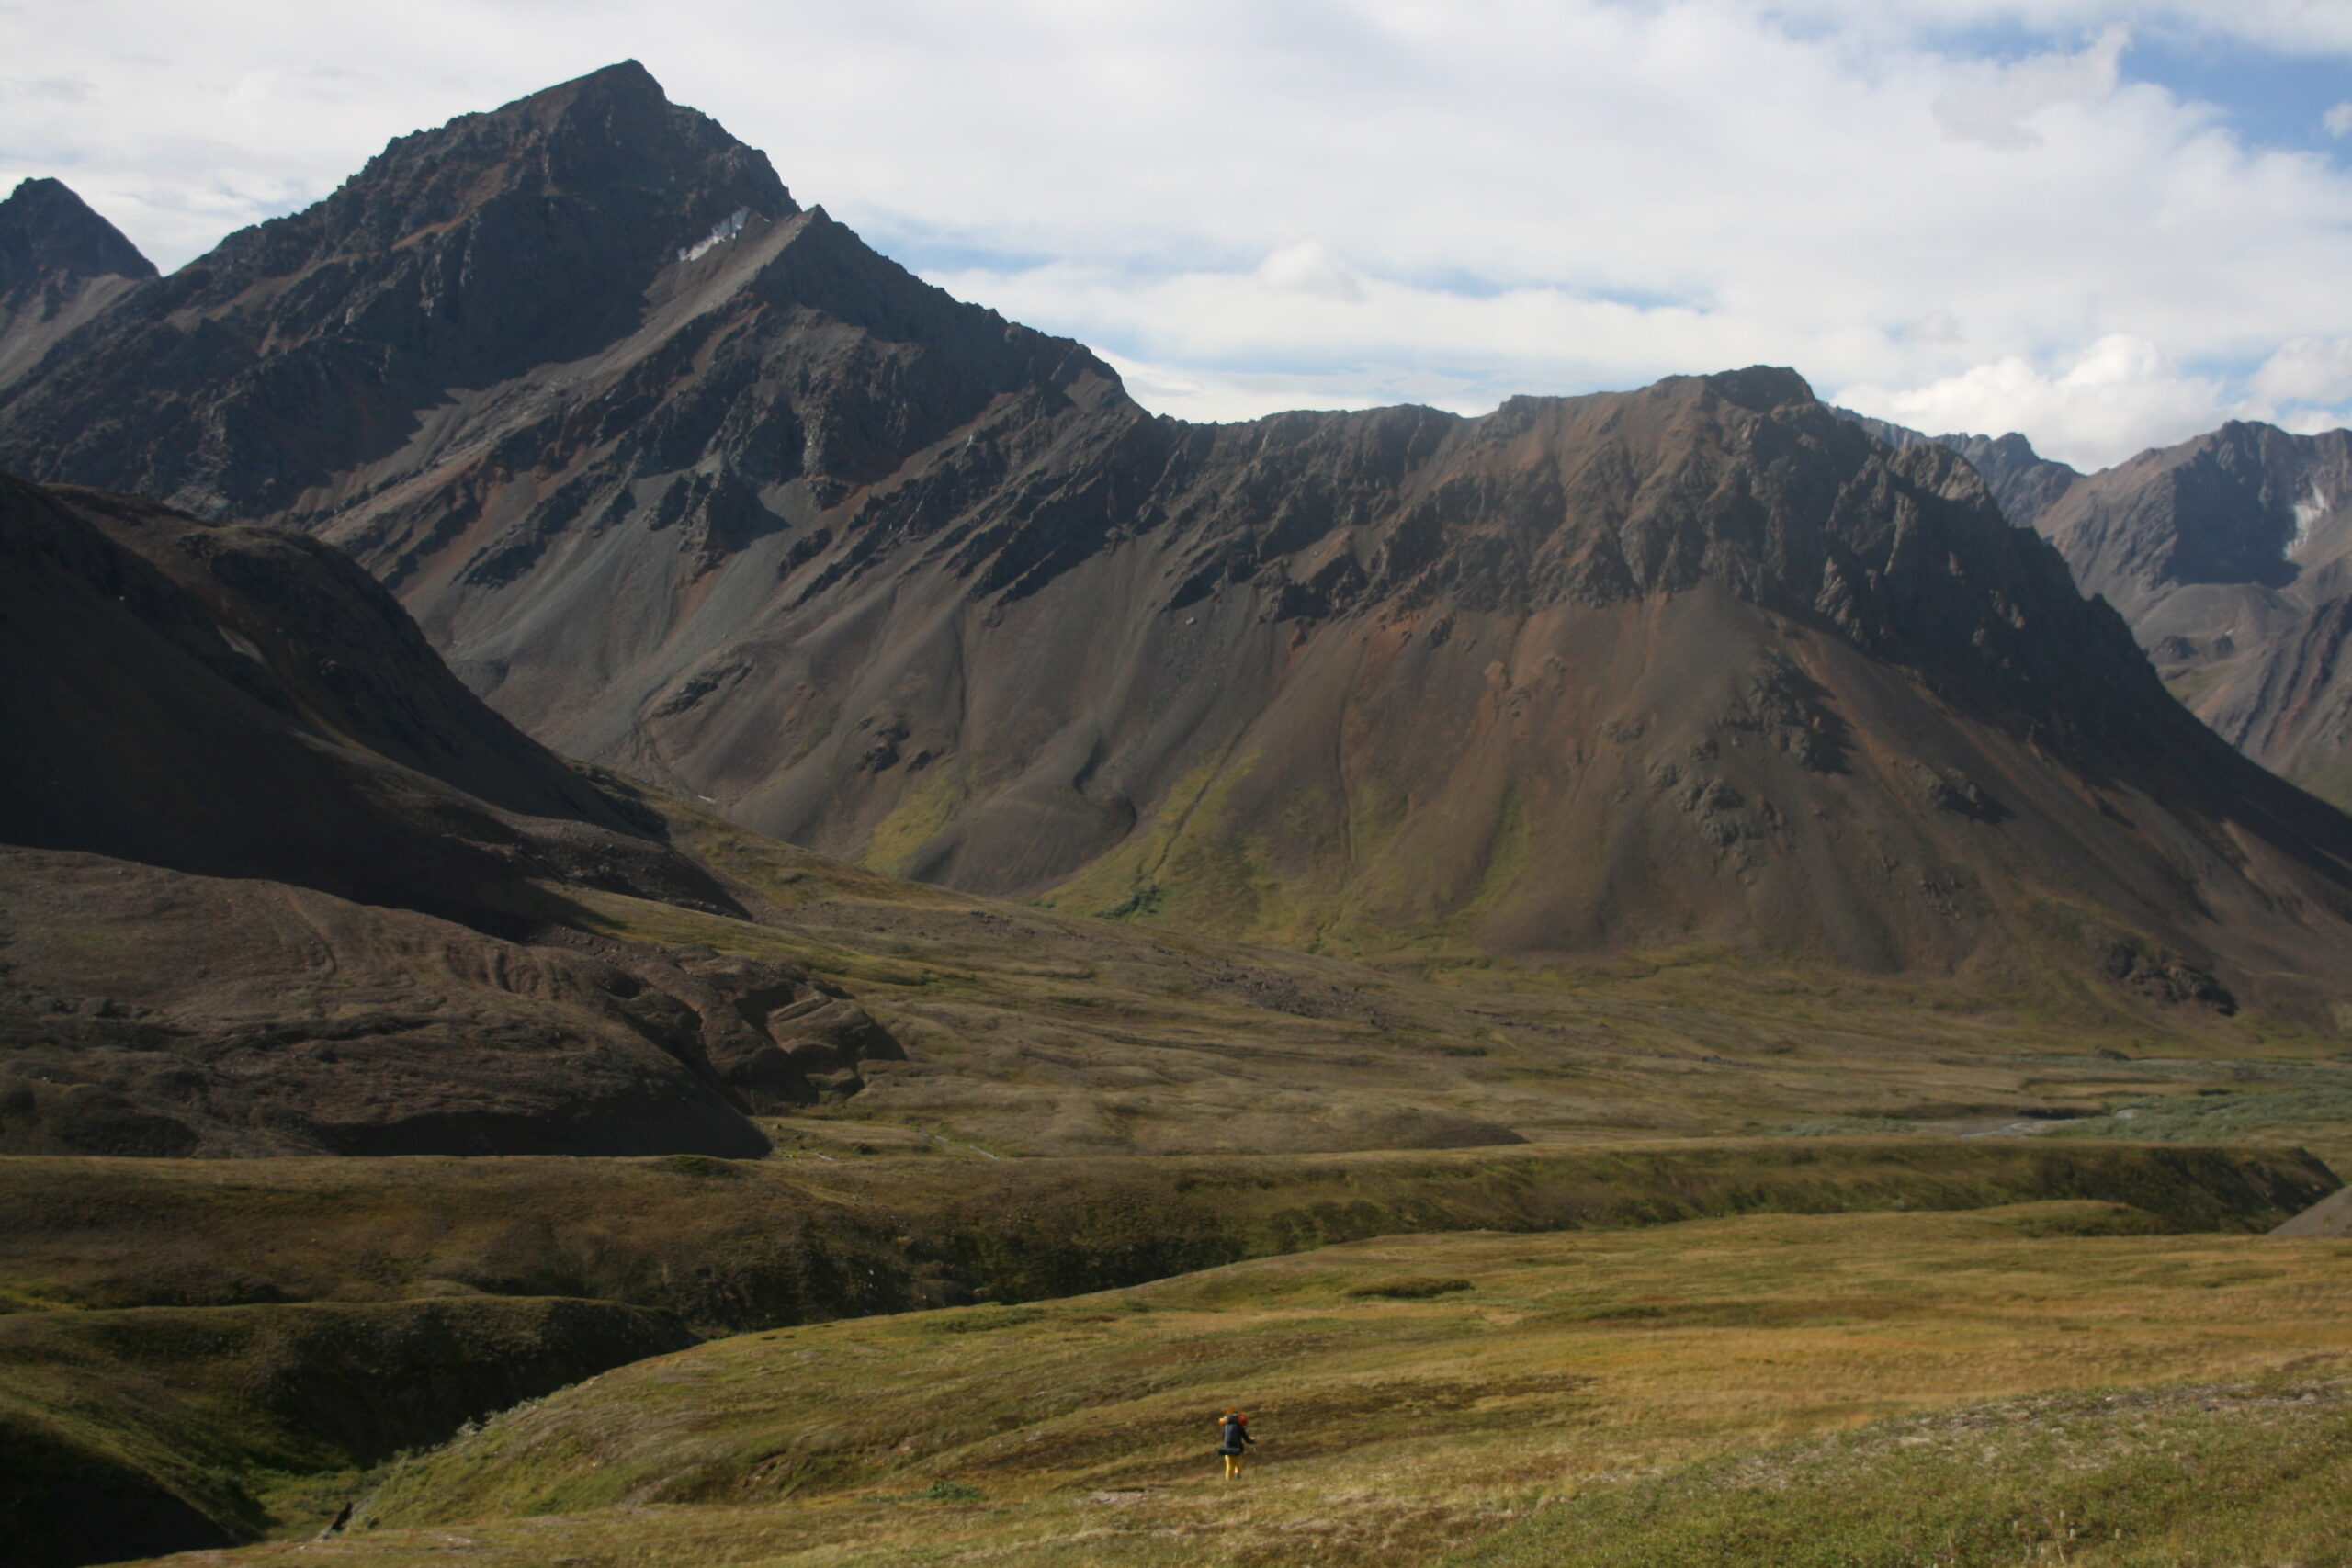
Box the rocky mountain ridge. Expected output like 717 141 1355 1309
1835 410 2352 811
5 65 2352 1023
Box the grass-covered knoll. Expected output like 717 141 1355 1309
0 1138 2324 1333
153 1205 2352 1568
537 773 2352 1164
1449 1377 2352 1567
0 1296 687 1568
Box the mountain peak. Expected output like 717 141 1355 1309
1697 364 1815 412
467 58 708 157
328 57 793 249
0 177 155 299
0 62 802 506
0 178 155 388
551 58 664 102
7 66 2352 1021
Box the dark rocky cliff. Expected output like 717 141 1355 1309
0 176 155 387
1836 411 2352 814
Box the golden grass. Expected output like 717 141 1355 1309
130 1204 2352 1568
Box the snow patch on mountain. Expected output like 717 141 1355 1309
678 207 751 264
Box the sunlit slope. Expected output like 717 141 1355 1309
137 1205 2352 1568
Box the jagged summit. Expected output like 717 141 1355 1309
0 177 155 387
252 57 794 280
0 177 154 295
0 62 800 513
1827 411 2081 533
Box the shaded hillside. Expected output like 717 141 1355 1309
1838 411 2352 813
0 473 907 1156
2029 423 2352 811
0 177 153 389
0 471 722 918
6 70 2352 1024
0 1295 688 1568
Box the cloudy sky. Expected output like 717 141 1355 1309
6 1 2352 469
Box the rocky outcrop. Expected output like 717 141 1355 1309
0 177 154 388
6 67 2352 1021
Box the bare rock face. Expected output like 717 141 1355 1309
0 61 788 519
1934 432 2082 534
2028 423 2346 622
6 66 2352 1023
0 472 903 1155
1829 412 2082 535
0 177 154 388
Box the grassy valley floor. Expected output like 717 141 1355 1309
514 777 2352 1168
122 1201 2352 1568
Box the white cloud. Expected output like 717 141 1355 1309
1254 242 1368 303
1838 333 2352 469
7 1 2352 468
2251 335 2352 405
2326 101 2352 137
1930 26 2127 150
1838 336 2231 468
1095 350 1476 424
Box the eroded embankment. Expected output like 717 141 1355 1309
0 1137 2329 1334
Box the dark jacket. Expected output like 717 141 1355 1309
1216 1415 1253 1454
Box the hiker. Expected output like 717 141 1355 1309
1216 1407 1255 1479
